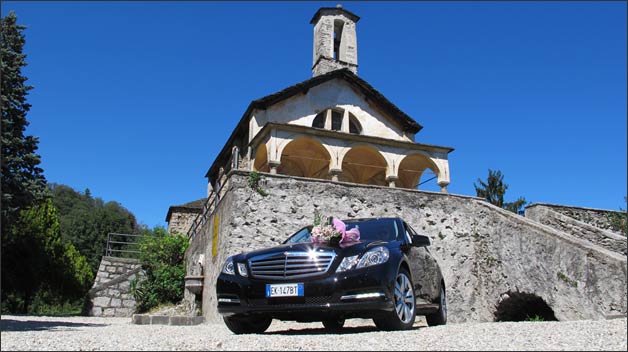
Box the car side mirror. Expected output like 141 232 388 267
411 234 431 247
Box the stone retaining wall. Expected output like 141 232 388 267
528 203 627 236
189 171 627 324
526 204 627 255
168 210 200 236
87 256 143 317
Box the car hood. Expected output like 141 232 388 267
232 240 389 262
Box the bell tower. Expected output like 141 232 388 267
310 5 359 76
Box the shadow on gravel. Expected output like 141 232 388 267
267 325 422 335
0 319 107 332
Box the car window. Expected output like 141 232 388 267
402 222 413 243
283 219 400 243
284 227 312 244
345 219 398 241
410 224 421 237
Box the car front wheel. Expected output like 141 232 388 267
373 268 416 331
223 315 272 334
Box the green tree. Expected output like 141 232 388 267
49 183 138 273
1 199 93 313
1 11 47 238
474 169 527 214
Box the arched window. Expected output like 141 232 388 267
312 108 361 134
312 111 326 129
349 114 362 135
331 110 343 131
333 20 344 61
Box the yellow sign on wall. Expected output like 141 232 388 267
212 215 219 257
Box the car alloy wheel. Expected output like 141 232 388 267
374 268 416 331
394 271 415 324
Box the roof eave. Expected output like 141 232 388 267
310 7 360 24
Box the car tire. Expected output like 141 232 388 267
426 285 447 326
223 315 272 334
322 317 345 332
373 268 416 331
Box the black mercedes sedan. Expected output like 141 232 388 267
216 217 447 334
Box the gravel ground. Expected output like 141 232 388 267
1 315 626 351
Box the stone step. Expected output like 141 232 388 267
131 314 204 326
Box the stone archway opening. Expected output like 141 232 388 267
279 138 331 179
494 290 558 322
253 144 269 172
397 154 439 190
340 146 387 186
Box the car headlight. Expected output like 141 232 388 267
336 247 390 273
221 257 235 275
356 247 389 269
336 255 359 273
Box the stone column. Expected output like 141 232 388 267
438 181 449 194
341 109 350 133
268 161 281 175
386 175 398 188
329 168 343 182
324 110 332 130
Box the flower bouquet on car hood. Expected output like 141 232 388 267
311 210 360 244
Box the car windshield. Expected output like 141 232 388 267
283 218 400 244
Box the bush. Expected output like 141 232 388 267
130 228 188 313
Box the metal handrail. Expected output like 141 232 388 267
104 233 145 258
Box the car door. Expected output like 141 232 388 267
403 222 440 303
401 222 431 304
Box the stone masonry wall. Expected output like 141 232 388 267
530 203 627 236
88 256 143 317
190 171 627 324
526 204 627 256
167 210 200 236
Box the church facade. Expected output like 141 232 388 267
168 6 453 236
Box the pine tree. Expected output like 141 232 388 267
474 169 527 214
474 169 508 208
1 11 47 236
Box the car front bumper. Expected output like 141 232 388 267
216 263 398 321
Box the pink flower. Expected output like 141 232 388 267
332 218 361 244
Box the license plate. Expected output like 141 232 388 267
266 283 304 297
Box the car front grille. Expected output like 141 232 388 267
248 251 336 279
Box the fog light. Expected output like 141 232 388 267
340 292 385 300
218 297 241 304
237 262 248 277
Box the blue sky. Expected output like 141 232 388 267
4 1 626 229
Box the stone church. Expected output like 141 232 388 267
167 5 452 236
164 6 626 324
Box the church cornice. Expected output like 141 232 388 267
250 123 455 155
204 69 425 180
